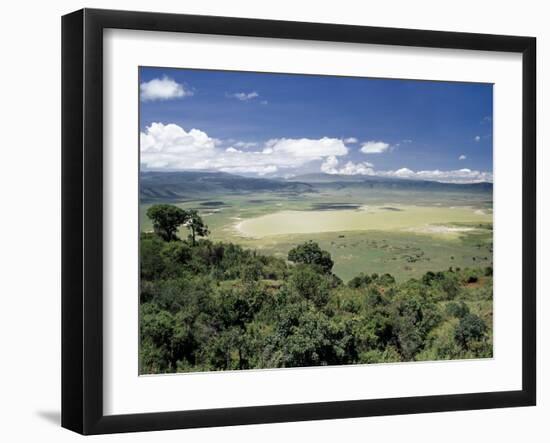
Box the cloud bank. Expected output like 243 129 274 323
141 122 492 183
360 141 390 154
379 167 493 184
320 157 491 183
141 122 348 176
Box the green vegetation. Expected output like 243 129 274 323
140 204 493 374
147 204 209 244
288 240 334 274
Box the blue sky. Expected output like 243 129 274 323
139 67 493 183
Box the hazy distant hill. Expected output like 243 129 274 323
140 170 314 202
288 172 493 192
140 170 492 202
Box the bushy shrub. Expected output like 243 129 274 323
288 241 334 274
289 265 331 308
446 301 470 318
348 273 372 288
454 313 488 349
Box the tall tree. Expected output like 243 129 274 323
184 209 209 246
146 204 188 241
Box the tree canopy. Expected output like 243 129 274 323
139 228 493 374
146 204 209 244
184 209 209 246
146 204 188 241
287 240 334 274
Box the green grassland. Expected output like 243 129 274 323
140 187 492 282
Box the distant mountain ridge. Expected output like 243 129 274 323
140 170 492 202
140 170 313 202
287 172 493 191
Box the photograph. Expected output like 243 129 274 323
138 67 494 374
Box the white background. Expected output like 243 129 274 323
0 0 547 441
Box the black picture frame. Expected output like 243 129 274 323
62 8 536 435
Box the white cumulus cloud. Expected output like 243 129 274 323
320 156 339 174
140 122 349 175
391 167 415 177
344 137 358 144
234 141 258 149
321 156 374 175
319 159 491 184
140 76 192 101
228 91 259 101
459 154 467 160
140 123 217 169
360 140 391 154
474 135 481 142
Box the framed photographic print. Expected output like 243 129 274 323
61 8 536 435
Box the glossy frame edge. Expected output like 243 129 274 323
61 8 537 435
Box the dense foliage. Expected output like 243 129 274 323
146 204 209 244
140 205 493 374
